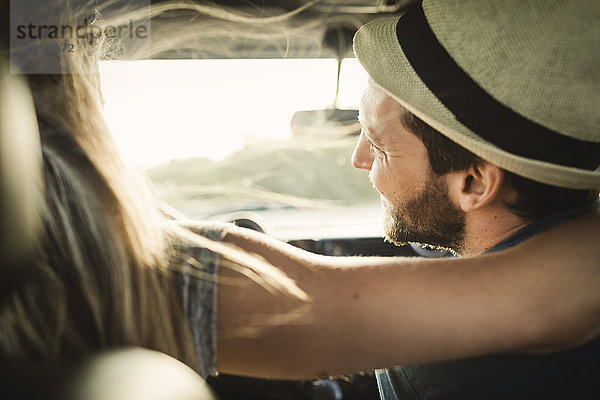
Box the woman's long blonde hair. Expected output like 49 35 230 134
0 0 305 370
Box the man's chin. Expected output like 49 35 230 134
381 209 411 247
382 209 462 254
410 241 460 256
384 230 460 255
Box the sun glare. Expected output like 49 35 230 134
98 58 367 167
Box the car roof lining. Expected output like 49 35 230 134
141 0 413 59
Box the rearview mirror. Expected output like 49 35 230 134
290 109 360 137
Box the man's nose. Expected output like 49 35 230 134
352 131 374 170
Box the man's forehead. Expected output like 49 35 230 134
360 79 394 110
358 80 412 142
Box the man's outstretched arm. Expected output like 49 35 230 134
216 209 600 380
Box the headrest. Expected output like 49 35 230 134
0 347 216 400
0 58 43 295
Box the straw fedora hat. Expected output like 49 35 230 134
353 0 600 189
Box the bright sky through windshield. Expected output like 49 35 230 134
99 59 368 167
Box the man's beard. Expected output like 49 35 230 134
381 173 466 254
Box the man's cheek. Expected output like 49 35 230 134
369 171 387 196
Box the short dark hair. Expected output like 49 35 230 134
400 110 598 222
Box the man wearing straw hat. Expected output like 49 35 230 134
351 0 600 398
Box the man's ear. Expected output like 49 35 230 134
451 160 505 213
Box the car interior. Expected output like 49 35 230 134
1 1 459 399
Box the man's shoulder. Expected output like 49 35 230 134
487 200 600 253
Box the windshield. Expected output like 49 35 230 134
99 58 382 238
